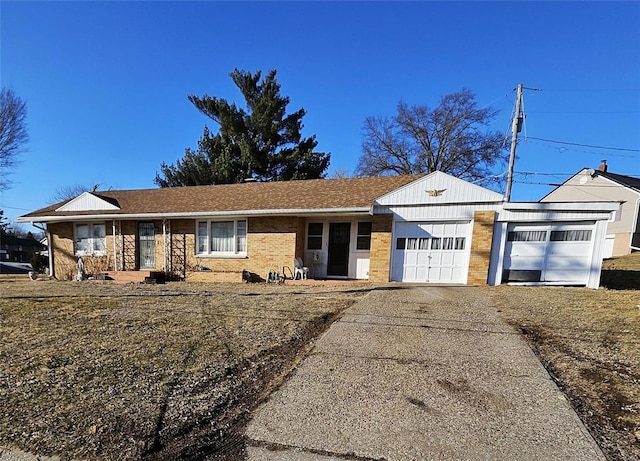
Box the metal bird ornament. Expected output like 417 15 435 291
426 189 446 197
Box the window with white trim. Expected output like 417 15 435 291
307 223 323 250
75 223 106 255
356 222 372 250
196 219 247 256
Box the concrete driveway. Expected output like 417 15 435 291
244 285 604 460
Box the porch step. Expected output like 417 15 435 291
98 271 165 284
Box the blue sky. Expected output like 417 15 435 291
1 1 639 227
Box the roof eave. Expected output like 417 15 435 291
16 207 373 224
504 201 620 212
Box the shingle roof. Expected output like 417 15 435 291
20 175 423 221
595 170 640 192
0 234 46 249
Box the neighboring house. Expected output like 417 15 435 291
17 172 618 288
0 233 46 263
541 167 640 257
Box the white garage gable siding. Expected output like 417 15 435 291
374 171 504 209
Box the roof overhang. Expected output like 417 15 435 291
503 201 620 212
16 207 373 224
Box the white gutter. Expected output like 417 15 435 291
503 201 620 212
16 207 373 224
112 220 117 272
162 219 168 273
33 223 54 276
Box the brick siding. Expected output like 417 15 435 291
467 211 496 285
368 214 393 282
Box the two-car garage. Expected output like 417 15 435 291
373 172 618 288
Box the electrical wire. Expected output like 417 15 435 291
527 137 640 153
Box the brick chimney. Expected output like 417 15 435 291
598 160 608 172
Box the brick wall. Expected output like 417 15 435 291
467 211 496 285
368 214 393 282
49 222 115 280
185 216 299 283
49 216 303 283
48 222 75 280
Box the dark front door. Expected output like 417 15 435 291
138 222 155 269
327 223 350 277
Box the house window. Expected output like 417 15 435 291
75 223 106 256
196 219 247 255
356 222 372 250
307 223 323 250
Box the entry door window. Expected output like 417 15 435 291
327 223 351 277
138 222 155 269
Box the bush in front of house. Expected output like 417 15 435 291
31 254 49 273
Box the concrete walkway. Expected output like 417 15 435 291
244 286 604 460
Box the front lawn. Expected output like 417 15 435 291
0 280 365 460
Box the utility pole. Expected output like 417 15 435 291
505 83 524 201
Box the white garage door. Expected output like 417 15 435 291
391 221 471 283
503 223 595 285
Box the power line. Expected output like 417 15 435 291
515 171 640 178
527 137 640 153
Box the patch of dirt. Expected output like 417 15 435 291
0 280 370 460
485 286 640 461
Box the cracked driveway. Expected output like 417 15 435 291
244 285 604 461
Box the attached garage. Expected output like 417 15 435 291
391 221 471 283
489 202 620 289
502 222 595 285
373 171 505 285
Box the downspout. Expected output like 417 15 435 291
162 219 168 274
112 220 117 271
630 198 640 252
33 223 54 277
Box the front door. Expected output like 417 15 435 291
327 223 350 277
138 222 155 269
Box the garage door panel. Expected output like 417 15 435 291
503 223 594 285
453 253 467 265
505 257 544 270
545 254 589 270
441 252 454 265
506 243 546 257
544 269 588 282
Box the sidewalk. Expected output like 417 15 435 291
244 286 604 460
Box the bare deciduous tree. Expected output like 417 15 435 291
50 184 105 204
0 87 29 191
356 89 507 186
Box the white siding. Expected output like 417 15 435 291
376 203 501 221
374 171 503 206
56 192 120 212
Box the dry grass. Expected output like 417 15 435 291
485 286 640 461
0 279 368 460
2 272 639 460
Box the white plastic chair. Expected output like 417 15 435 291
293 257 309 280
